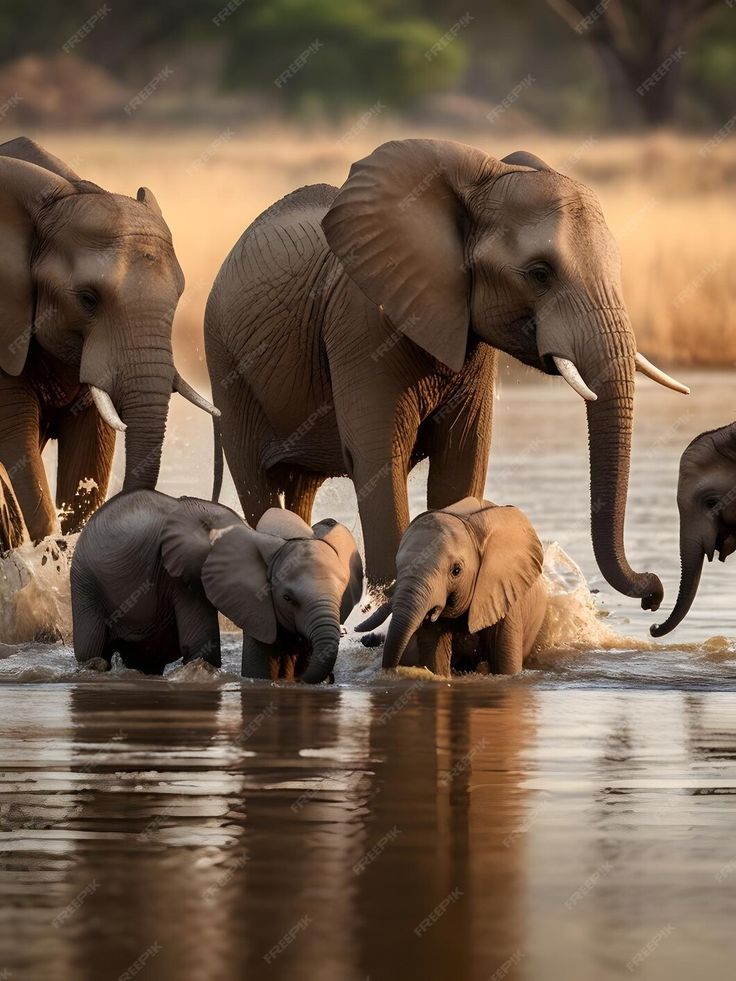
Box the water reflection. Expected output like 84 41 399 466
2 683 736 979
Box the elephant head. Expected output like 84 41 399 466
0 139 217 492
322 139 689 611
651 424 736 637
166 506 363 683
359 497 543 670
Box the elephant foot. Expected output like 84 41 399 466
360 632 385 648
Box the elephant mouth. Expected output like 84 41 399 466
715 528 736 563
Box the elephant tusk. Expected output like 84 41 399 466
90 386 126 432
634 353 690 395
173 372 221 417
552 357 598 402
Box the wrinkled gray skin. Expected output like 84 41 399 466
651 423 736 637
0 463 26 553
357 497 547 677
71 491 362 682
0 137 216 542
206 139 684 609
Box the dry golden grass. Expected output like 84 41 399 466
31 124 736 371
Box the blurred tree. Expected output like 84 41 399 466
220 0 467 113
545 0 724 127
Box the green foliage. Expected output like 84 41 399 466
220 0 467 112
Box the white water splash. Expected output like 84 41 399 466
0 535 77 645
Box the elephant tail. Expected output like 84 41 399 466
212 415 223 503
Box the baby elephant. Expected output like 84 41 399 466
71 491 362 682
358 497 547 676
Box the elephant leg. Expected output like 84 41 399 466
55 400 117 534
71 579 111 667
283 470 325 524
217 375 279 526
415 622 453 677
425 352 496 509
241 635 279 679
0 465 27 548
173 582 221 667
481 615 523 675
0 376 57 541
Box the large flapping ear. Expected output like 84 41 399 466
0 156 74 375
465 503 544 633
322 139 505 373
160 496 243 584
313 518 364 622
201 524 282 644
256 507 314 540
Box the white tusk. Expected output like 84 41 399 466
173 372 221 417
635 352 690 395
90 386 126 432
552 356 598 402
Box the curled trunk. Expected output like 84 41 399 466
650 537 705 637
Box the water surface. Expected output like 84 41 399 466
1 368 735 980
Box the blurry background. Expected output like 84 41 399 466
0 0 734 376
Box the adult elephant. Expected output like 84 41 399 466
206 139 687 605
0 136 217 541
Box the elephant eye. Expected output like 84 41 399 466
703 495 721 513
527 263 553 288
451 563 462 577
76 289 99 313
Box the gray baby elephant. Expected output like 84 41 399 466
71 490 363 682
357 497 547 677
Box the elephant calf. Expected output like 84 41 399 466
357 497 547 677
651 422 736 637
71 491 363 682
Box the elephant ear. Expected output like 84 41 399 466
313 519 364 622
465 503 544 633
201 525 282 644
160 496 243 584
322 139 504 373
137 186 163 218
256 507 314 540
440 496 486 518
500 150 554 172
0 156 74 375
0 137 81 181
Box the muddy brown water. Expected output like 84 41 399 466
1 368 736 980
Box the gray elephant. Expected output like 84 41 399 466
651 423 736 637
357 497 547 677
205 139 687 607
0 136 217 542
71 491 363 682
0 463 26 553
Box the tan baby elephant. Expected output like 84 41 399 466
357 497 547 677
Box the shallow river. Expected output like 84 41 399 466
1 367 735 980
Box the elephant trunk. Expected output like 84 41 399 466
116 333 176 492
650 534 706 637
381 577 436 669
582 312 663 610
300 601 342 684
